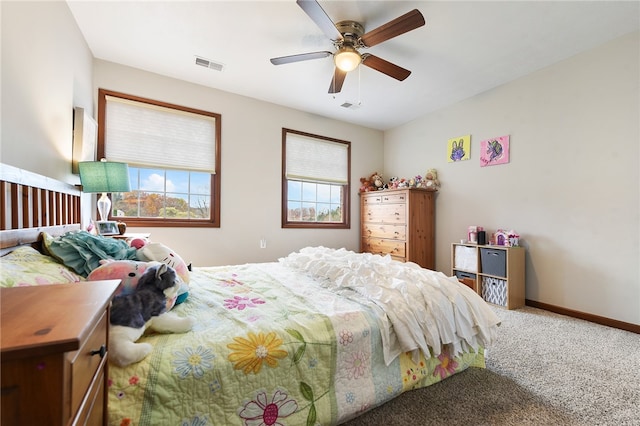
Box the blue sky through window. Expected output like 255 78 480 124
128 167 210 208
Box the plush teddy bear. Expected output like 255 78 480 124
423 168 441 190
359 176 375 192
109 263 194 367
371 172 385 190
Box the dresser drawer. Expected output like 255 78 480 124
362 238 406 258
362 223 406 240
67 311 108 416
380 193 406 203
363 203 406 224
362 194 383 204
72 365 106 426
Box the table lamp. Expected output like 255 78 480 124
78 159 131 222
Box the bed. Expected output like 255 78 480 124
0 164 500 426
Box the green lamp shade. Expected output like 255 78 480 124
78 161 131 193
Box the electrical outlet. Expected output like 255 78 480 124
260 239 267 249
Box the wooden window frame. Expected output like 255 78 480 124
281 128 351 229
97 89 221 228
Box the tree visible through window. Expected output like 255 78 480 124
282 128 350 229
112 167 211 219
97 89 221 227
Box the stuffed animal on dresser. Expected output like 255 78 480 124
109 263 194 367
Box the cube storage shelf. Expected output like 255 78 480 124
451 243 525 309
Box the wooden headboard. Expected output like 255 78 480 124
1 163 81 250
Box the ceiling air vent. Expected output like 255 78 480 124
195 56 224 72
341 101 361 110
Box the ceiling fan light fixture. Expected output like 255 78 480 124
334 47 361 72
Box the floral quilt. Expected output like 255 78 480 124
108 250 491 426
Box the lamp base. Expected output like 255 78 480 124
97 193 111 222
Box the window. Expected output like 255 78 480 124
282 128 350 229
97 89 221 227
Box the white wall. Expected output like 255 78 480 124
1 1 96 223
1 1 93 182
93 61 383 265
384 32 640 325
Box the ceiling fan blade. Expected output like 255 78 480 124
362 54 411 81
328 68 347 94
270 51 332 65
296 0 343 41
360 9 425 47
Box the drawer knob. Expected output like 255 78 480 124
90 345 106 358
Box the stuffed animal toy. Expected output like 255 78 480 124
134 241 190 283
360 172 387 192
359 176 375 192
132 240 190 304
87 260 180 310
423 168 441 190
109 263 194 367
129 237 148 250
371 172 385 190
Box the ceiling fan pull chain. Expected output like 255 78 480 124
332 74 336 98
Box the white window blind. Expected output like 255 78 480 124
286 133 348 184
105 95 217 173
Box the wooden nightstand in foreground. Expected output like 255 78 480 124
1 280 120 425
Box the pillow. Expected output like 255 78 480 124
0 246 85 287
87 260 188 309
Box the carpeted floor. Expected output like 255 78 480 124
342 306 640 425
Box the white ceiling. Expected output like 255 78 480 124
66 1 639 131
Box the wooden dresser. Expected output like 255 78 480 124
1 280 120 426
360 188 436 269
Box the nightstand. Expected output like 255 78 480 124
111 232 151 241
1 280 120 425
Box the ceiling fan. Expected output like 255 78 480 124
270 0 426 94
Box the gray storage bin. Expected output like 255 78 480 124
455 271 477 281
455 270 477 290
482 277 507 306
480 248 506 277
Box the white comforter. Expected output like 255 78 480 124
280 246 501 365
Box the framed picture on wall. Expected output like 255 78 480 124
447 134 471 162
71 107 97 174
480 135 510 167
